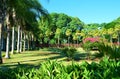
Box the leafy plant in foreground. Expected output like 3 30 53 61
0 58 120 79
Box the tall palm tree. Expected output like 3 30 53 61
5 13 11 58
11 9 16 54
3 0 49 59
0 0 7 63
66 29 72 47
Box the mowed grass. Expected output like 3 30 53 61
0 48 99 68
1 49 66 67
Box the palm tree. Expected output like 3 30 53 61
107 28 114 46
75 30 81 46
17 25 20 53
5 13 11 58
3 0 49 59
55 28 61 47
0 0 7 63
115 24 120 46
11 26 15 54
66 29 72 47
11 9 16 54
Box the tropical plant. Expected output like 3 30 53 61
0 59 120 79
97 43 120 61
61 47 77 60
2 0 49 59
66 29 72 47
82 37 100 51
55 28 61 47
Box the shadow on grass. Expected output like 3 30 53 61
1 53 65 69
74 52 96 61
48 55 65 60
45 48 96 61
46 47 62 53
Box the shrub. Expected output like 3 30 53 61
82 37 100 51
97 43 120 61
61 47 77 60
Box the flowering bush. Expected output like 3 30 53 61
83 37 100 43
82 37 100 51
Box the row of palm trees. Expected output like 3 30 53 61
0 0 48 64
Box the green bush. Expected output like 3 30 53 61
82 41 100 51
61 47 77 60
97 43 120 61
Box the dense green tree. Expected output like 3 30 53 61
0 0 48 60
115 24 120 45
55 28 61 47
66 29 72 46
69 17 83 31
56 13 71 28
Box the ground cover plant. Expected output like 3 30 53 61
61 47 77 60
0 57 120 79
96 43 120 61
0 48 120 79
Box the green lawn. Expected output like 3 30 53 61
0 48 99 68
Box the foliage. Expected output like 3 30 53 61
61 47 77 60
49 39 56 44
82 37 100 51
0 59 120 79
97 43 120 61
38 13 84 45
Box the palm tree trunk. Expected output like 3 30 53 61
1 34 4 50
118 32 120 46
5 26 10 58
77 39 79 47
0 23 3 63
11 26 15 54
0 0 6 62
5 14 10 59
23 32 26 51
110 35 112 46
27 35 30 50
28 39 30 50
20 29 22 52
68 36 70 47
17 25 20 53
58 36 59 47
31 35 35 50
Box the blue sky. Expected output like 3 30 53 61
39 0 120 24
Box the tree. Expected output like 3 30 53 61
75 30 81 45
66 29 72 47
1 0 49 59
5 13 11 58
55 28 61 47
11 26 15 54
107 28 114 46
115 24 120 45
45 29 53 45
0 0 7 63
69 17 83 32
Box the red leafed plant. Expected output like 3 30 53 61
83 37 100 43
83 37 100 51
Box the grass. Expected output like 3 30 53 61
0 48 99 68
1 50 66 67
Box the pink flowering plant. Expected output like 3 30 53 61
82 37 100 51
